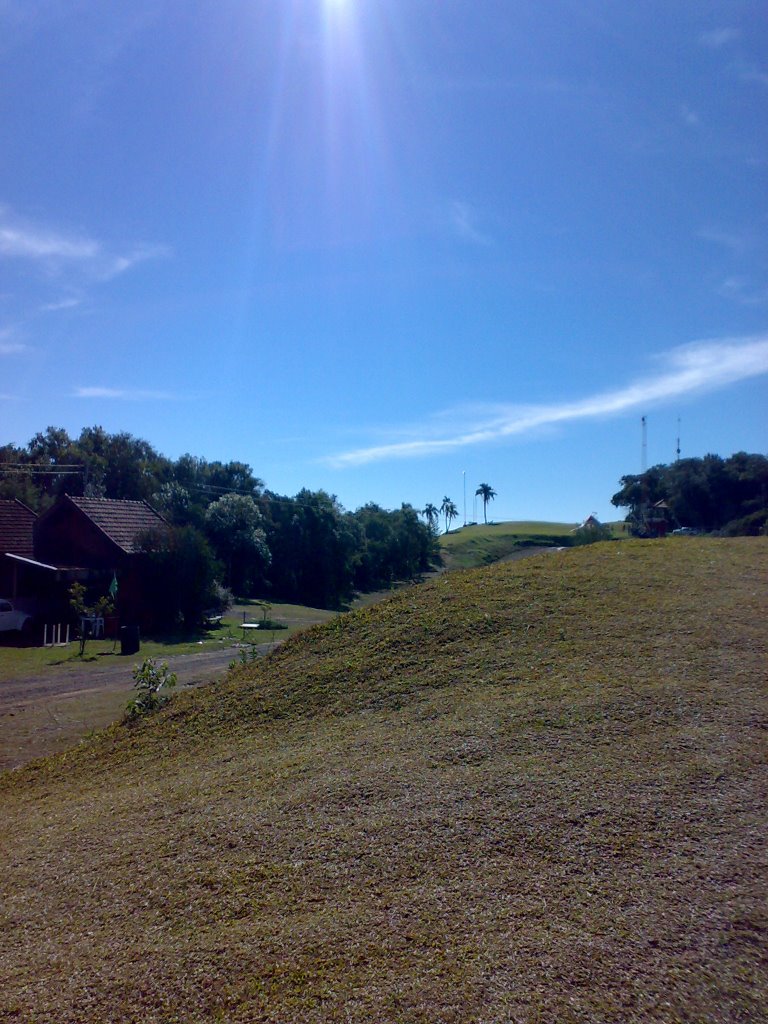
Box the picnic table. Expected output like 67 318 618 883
240 622 262 642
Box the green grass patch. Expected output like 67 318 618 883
440 518 577 569
440 519 629 570
0 600 336 682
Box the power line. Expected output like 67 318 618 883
0 464 83 475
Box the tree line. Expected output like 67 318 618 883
1 426 439 623
611 452 768 536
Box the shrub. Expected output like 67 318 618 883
139 525 220 630
721 508 768 537
125 658 177 719
211 581 234 614
571 523 613 545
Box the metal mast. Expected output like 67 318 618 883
641 416 647 473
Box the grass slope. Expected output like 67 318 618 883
1 539 766 1023
440 520 579 570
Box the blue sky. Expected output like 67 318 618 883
1 0 766 523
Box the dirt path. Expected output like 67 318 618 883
0 642 276 773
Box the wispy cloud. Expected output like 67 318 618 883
0 205 170 281
97 243 171 281
449 202 492 246
39 296 82 312
325 335 768 467
0 326 27 355
696 30 767 88
680 104 701 128
734 63 768 87
73 386 177 401
0 205 170 347
718 277 768 306
0 341 27 355
0 222 99 261
698 226 754 256
699 27 740 49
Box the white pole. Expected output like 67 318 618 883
44 624 48 647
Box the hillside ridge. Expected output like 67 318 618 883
1 538 766 1023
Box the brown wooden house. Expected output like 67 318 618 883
34 496 168 626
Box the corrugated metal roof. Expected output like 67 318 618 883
0 499 37 557
67 497 167 553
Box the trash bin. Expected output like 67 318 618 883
120 624 140 656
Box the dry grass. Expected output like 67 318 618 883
0 538 766 1023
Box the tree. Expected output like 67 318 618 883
353 503 438 590
475 483 497 525
139 525 220 630
611 452 768 535
422 503 439 532
204 493 271 595
266 489 361 608
77 427 169 501
151 481 192 524
440 496 459 534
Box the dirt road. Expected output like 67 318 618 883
0 642 275 773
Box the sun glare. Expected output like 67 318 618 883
322 0 354 26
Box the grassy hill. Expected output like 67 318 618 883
439 519 580 570
1 538 766 1023
440 520 629 571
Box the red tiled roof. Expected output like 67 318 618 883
0 499 37 557
67 497 167 554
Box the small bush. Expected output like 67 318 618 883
211 581 234 614
721 508 768 537
571 523 613 545
125 658 177 720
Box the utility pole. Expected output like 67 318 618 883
639 415 649 537
641 416 647 474
676 417 681 462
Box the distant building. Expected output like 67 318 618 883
645 500 672 538
577 514 602 531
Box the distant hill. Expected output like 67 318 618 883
439 519 622 570
2 538 766 1022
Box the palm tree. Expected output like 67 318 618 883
422 503 439 532
475 483 497 524
440 496 459 534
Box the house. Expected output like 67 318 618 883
645 499 673 538
577 514 602 531
0 498 36 558
0 498 38 599
33 496 168 626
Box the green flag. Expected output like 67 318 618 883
109 573 118 599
